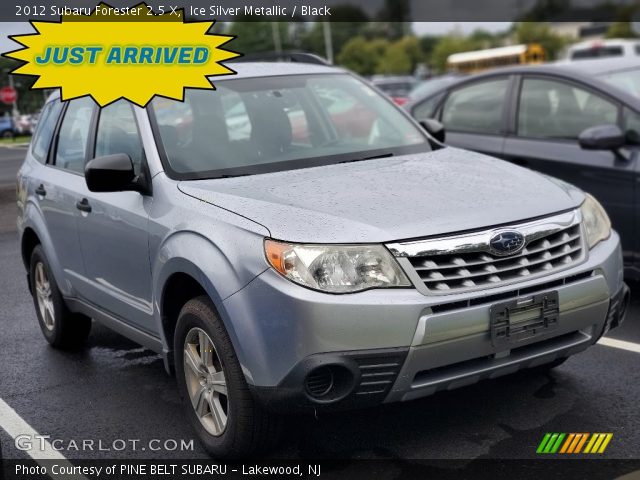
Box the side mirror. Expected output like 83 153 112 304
578 124 625 151
85 153 136 193
419 119 446 143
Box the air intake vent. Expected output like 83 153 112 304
305 367 334 398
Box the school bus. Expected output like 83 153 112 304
447 44 546 74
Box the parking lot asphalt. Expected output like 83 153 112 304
0 144 26 187
0 143 638 475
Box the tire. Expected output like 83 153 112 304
174 295 282 458
1 130 13 139
29 245 91 349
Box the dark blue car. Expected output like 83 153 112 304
0 115 16 138
407 58 640 278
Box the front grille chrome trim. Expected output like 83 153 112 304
387 210 586 295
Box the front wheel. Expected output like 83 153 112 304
174 295 282 458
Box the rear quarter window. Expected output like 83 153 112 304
31 100 63 163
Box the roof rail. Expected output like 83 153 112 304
231 51 331 66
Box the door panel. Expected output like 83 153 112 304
74 100 154 332
75 189 154 331
33 165 87 294
35 97 95 294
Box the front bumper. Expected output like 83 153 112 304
222 232 625 413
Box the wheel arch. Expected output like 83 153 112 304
154 256 255 379
19 206 68 296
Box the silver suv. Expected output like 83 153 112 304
17 61 628 458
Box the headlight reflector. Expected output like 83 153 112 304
580 193 611 249
265 240 411 293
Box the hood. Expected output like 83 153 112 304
178 148 585 243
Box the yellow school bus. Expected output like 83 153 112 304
447 44 546 74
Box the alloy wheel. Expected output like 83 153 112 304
183 327 228 436
34 262 55 331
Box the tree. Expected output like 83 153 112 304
300 6 369 58
606 22 638 38
226 20 293 54
377 41 411 75
337 37 389 76
605 5 640 38
373 0 411 40
0 57 45 114
514 22 568 60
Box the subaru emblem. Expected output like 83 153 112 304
489 230 525 256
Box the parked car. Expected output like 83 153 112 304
0 114 16 138
566 38 640 61
370 75 418 105
407 58 640 278
14 114 34 135
18 60 628 458
408 74 463 102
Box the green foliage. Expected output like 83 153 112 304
378 42 411 74
337 36 424 76
605 6 640 38
606 22 638 38
299 6 369 57
514 22 569 60
227 20 293 54
0 57 44 114
374 0 411 40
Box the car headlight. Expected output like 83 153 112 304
580 193 611 249
264 239 411 293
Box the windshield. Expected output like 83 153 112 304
149 73 429 179
571 46 624 60
599 67 640 98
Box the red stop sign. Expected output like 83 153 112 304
0 86 17 105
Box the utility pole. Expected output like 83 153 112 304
271 22 282 53
323 21 333 64
7 73 18 116
2 69 19 116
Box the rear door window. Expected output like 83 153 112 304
441 78 509 134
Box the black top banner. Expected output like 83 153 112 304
1 0 639 22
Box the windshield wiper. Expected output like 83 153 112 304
339 152 394 164
211 173 250 179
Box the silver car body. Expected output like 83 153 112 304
17 62 627 410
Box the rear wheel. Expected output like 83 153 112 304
30 245 91 349
1 129 13 139
174 295 282 458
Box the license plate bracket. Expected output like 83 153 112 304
490 291 559 347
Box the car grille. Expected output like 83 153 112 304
387 210 584 294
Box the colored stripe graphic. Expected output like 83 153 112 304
537 433 613 454
537 433 552 453
573 433 589 453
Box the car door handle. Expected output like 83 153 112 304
76 198 92 213
35 184 46 196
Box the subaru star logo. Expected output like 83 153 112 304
489 230 525 256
